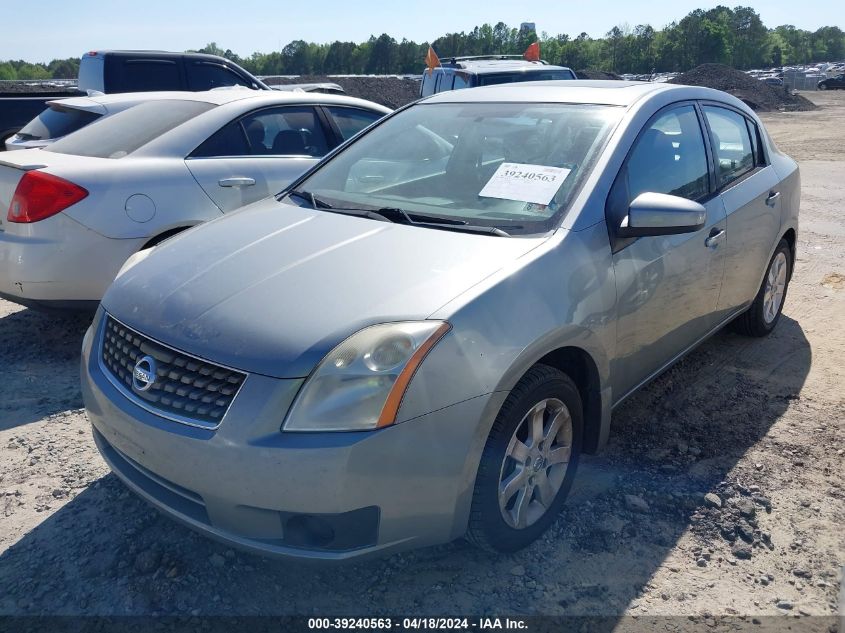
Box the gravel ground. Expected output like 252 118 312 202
0 92 842 626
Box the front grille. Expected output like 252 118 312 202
101 315 246 428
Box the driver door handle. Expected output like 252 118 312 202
218 177 256 188
765 191 780 207
705 228 726 248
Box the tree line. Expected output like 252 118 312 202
1 6 843 80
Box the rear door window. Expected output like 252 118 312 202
187 63 252 90
702 106 755 188
324 106 383 141
17 107 101 141
119 60 182 91
191 121 250 157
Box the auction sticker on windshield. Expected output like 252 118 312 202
479 162 571 205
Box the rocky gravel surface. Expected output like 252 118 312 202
0 92 842 628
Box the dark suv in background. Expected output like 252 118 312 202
78 50 269 93
420 55 575 97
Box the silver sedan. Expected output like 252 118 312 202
82 81 799 560
0 89 389 308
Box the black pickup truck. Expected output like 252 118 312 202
0 50 269 148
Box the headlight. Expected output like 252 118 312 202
284 321 450 432
114 247 154 280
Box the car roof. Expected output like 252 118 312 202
421 80 692 106
83 50 233 63
49 89 391 111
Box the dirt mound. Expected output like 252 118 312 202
265 75 420 109
0 83 79 96
575 69 622 80
669 63 816 112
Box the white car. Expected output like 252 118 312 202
4 91 201 151
0 90 390 309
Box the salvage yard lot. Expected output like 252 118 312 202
0 91 842 620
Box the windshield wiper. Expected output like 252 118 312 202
285 196 510 235
373 207 511 236
373 207 465 225
409 222 511 237
286 189 333 209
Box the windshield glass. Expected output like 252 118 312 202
45 100 214 159
18 106 101 141
478 70 575 85
288 102 621 234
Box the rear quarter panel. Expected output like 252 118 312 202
55 158 222 240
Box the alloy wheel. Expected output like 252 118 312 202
763 251 788 324
497 398 573 529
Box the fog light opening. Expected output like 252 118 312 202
285 515 335 548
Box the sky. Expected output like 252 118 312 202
2 0 843 63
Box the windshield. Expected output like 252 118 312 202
288 102 621 234
477 70 576 86
18 106 101 141
45 100 214 159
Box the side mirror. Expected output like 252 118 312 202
617 192 706 238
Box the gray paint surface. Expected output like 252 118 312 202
84 81 800 560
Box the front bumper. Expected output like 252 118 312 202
0 213 142 305
81 312 502 561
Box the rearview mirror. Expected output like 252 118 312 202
617 192 706 238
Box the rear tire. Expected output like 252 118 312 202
466 364 583 553
732 239 792 337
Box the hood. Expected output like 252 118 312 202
103 199 544 378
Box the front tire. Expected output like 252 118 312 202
466 364 583 553
818 83 827 91
732 239 792 337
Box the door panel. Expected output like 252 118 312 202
185 105 330 212
186 157 319 212
715 166 781 314
612 196 727 398
701 106 782 315
607 103 727 399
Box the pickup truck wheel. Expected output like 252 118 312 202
466 364 582 553
818 83 827 90
732 239 792 337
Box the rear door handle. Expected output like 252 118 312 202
765 191 780 207
705 228 726 248
218 177 256 188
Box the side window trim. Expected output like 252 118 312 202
318 105 383 145
313 105 342 149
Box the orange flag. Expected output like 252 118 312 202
523 42 541 62
425 46 441 76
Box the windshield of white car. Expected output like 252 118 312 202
287 102 621 235
45 100 214 159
